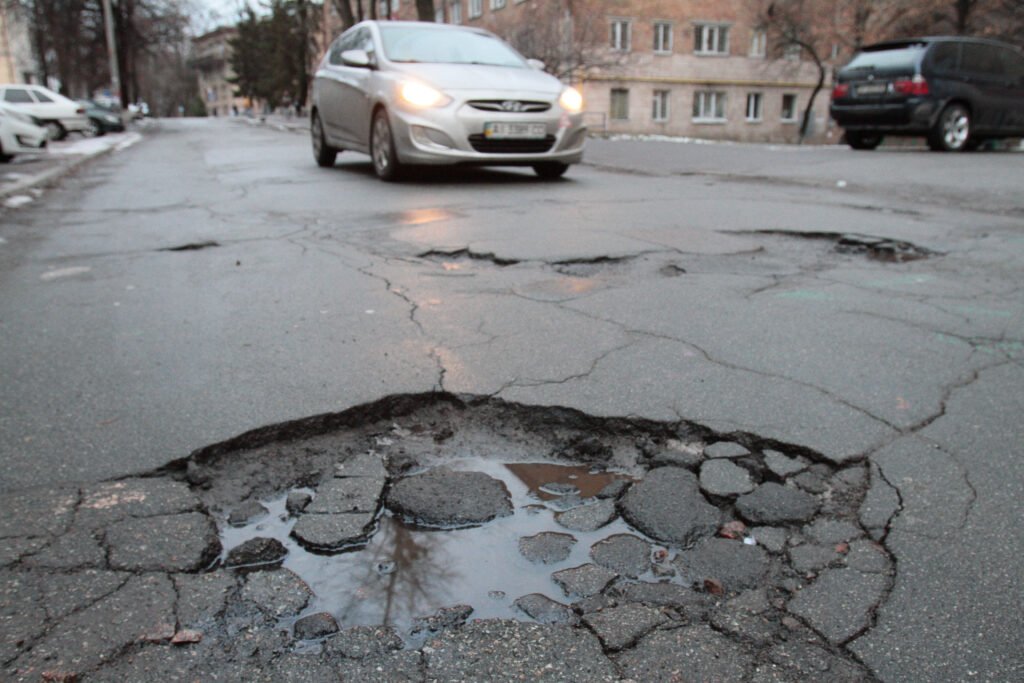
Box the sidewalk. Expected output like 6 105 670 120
0 130 144 209
234 113 310 135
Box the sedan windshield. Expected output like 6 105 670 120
379 26 525 67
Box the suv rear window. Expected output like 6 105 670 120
845 44 926 71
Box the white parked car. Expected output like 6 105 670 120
0 84 89 140
0 103 48 161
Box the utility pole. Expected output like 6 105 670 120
101 0 123 108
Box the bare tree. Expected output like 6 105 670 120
504 1 622 82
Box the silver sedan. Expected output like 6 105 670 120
311 21 587 181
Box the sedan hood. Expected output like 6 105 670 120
390 63 563 95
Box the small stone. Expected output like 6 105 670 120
792 471 828 494
291 512 375 550
700 460 755 497
803 518 863 545
514 593 578 625
764 450 808 478
41 672 78 682
704 578 725 595
385 468 512 527
719 520 747 539
551 563 618 598
788 544 840 573
554 499 617 532
589 534 651 578
285 491 312 515
410 605 473 635
751 527 788 553
226 537 288 567
675 538 769 592
619 467 719 545
736 483 820 524
228 500 268 527
139 622 175 643
704 441 751 459
582 604 668 651
518 532 577 564
334 452 387 479
170 629 203 645
596 479 630 499
293 612 339 640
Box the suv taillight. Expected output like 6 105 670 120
75 107 85 114
892 75 929 96
831 84 850 99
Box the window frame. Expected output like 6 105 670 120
610 88 630 120
610 19 632 52
468 0 482 19
653 21 673 54
693 90 727 122
750 29 766 58
652 89 670 122
694 23 730 56
745 92 763 122
781 93 798 122
449 0 462 23
490 0 506 9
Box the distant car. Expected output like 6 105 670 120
77 99 125 136
830 37 1024 151
310 21 587 181
0 103 48 162
0 84 89 140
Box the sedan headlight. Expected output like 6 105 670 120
399 81 450 108
559 87 583 113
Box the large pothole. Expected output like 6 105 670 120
3 394 894 681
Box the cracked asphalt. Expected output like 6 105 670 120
1 118 1022 681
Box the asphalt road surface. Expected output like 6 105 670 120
1 119 1022 681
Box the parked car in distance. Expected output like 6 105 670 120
0 103 48 162
310 21 587 181
830 36 1024 151
77 99 126 136
0 84 89 140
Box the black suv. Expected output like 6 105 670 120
830 37 1024 151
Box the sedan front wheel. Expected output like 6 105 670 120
311 112 338 168
371 109 404 182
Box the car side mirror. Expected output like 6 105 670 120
527 58 546 71
341 49 372 68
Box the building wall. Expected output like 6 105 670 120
0 3 39 85
193 28 250 117
325 0 838 143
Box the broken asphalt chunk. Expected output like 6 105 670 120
674 537 769 593
291 512 376 550
514 593 578 625
225 537 287 568
787 567 888 645
385 467 512 528
700 459 755 497
554 498 617 532
239 568 311 618
106 511 221 572
293 612 339 640
736 482 820 524
518 532 577 564
619 467 719 545
582 603 668 651
589 533 651 578
703 441 751 459
551 563 618 598
617 624 755 681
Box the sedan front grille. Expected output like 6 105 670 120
468 135 557 154
468 100 551 113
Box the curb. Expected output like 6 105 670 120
0 142 121 203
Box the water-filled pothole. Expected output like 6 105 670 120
219 460 638 643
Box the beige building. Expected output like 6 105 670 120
192 27 249 117
0 2 39 85
325 0 836 143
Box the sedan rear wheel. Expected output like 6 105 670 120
311 112 338 168
85 118 103 137
371 109 403 182
928 103 971 152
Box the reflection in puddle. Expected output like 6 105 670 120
219 460 645 641
399 208 458 226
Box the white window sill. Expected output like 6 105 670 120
693 118 727 124
781 119 798 124
746 118 763 123
654 50 673 56
694 51 729 57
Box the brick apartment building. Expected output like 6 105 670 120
321 0 836 143
192 27 250 117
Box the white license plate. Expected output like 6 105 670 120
856 83 886 96
484 122 547 139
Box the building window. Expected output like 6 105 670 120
653 22 673 54
693 90 726 121
652 90 670 122
469 0 482 18
490 0 505 8
750 30 766 57
450 0 462 23
784 44 802 60
610 20 631 52
694 23 729 55
610 88 630 120
781 94 797 121
746 92 763 121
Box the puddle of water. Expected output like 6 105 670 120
219 460 657 643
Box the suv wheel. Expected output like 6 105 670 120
846 132 883 150
928 104 971 152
